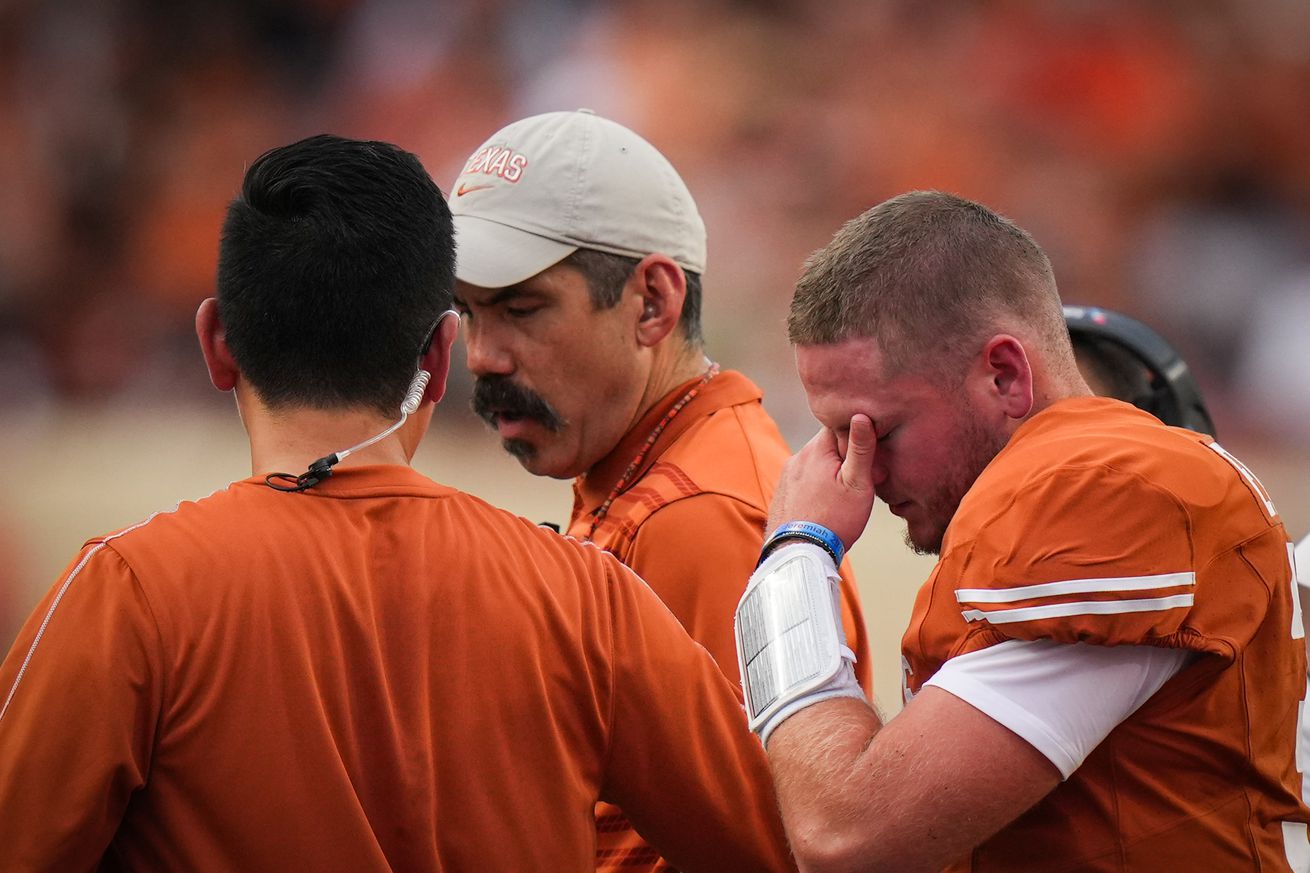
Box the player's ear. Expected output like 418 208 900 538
632 254 686 349
196 298 239 392
979 334 1034 421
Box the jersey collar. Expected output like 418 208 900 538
572 369 762 516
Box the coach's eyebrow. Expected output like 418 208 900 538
487 287 535 306
460 286 538 308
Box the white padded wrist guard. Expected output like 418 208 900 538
734 543 865 745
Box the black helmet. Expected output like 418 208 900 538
1064 304 1216 437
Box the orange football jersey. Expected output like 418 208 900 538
903 397 1309 872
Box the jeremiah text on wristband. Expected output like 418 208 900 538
757 521 845 567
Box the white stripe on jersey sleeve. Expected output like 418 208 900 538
0 511 167 727
960 593 1195 626
955 571 1195 605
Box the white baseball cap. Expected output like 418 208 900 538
449 109 707 289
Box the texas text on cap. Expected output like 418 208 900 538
449 109 707 289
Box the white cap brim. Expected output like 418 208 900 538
453 214 578 289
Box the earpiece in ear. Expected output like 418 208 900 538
421 309 462 354
643 301 658 319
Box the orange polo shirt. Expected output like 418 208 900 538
569 369 869 873
903 399 1309 871
0 465 793 872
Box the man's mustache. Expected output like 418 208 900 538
471 376 566 432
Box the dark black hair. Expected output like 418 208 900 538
217 134 454 416
561 248 703 345
1071 332 1155 406
1064 305 1217 436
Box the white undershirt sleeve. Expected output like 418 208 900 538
924 638 1194 779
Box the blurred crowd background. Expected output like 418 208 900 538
2 0 1308 704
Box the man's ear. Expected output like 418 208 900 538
977 334 1034 421
419 309 461 406
631 254 686 349
195 298 239 392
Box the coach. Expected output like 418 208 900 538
448 109 870 873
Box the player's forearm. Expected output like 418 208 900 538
766 699 895 873
770 684 1065 873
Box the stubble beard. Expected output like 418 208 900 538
904 414 1010 556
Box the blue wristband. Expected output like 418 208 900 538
758 521 845 568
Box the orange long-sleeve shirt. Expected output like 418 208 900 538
570 370 867 872
0 465 793 872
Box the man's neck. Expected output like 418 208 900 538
241 398 421 478
631 343 711 430
1027 359 1095 421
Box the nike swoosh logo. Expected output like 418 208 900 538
456 183 494 197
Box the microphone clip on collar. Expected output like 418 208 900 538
265 453 339 493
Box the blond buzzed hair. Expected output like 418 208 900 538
789 191 1071 380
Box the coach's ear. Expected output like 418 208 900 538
632 254 686 348
196 298 238 392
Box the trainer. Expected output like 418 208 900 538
0 135 793 873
